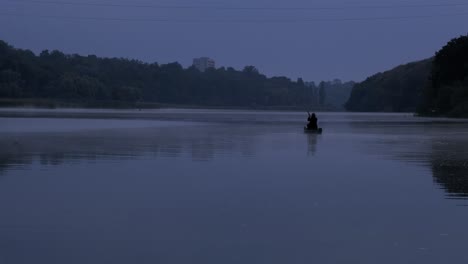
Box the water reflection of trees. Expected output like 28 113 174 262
348 119 468 200
430 140 468 199
0 125 271 173
370 135 468 200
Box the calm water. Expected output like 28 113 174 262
1 109 468 264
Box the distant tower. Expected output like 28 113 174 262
193 57 215 72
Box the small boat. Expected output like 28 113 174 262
304 127 323 134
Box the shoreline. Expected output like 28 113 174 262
0 98 339 112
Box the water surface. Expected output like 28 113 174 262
1 109 468 264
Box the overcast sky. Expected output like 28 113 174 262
1 0 467 82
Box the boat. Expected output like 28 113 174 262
304 127 323 134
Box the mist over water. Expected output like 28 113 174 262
1 109 468 264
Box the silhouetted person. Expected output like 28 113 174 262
307 112 318 130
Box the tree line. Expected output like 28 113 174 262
0 40 352 110
418 35 468 117
345 34 468 117
345 59 432 112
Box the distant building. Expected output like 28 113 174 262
193 57 215 72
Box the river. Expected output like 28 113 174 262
0 108 467 264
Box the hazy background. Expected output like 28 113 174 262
1 0 467 81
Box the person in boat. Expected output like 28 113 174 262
307 112 318 130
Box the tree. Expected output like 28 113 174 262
297 78 304 86
346 59 432 112
0 39 328 109
418 34 468 116
0 70 23 97
319 81 326 106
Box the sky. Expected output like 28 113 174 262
1 0 468 82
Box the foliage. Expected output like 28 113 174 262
418 35 468 117
0 40 335 109
318 81 326 106
345 59 432 112
306 79 354 110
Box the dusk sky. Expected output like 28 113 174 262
1 0 467 82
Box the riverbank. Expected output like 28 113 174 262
0 98 336 112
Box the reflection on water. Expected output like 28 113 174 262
430 139 468 199
1 109 468 264
2 110 467 200
0 125 261 169
1 110 468 200
433 162 468 199
354 122 468 200
306 133 320 156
